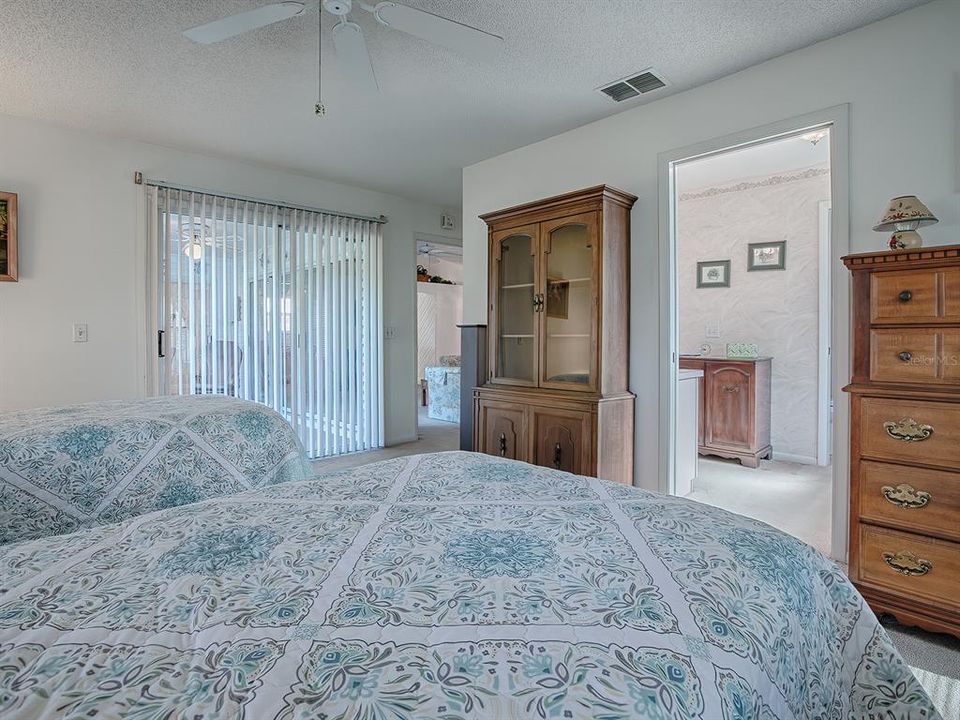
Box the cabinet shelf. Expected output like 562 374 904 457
501 334 534 338
548 277 591 284
501 282 534 290
548 334 589 338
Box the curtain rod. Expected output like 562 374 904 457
142 178 388 224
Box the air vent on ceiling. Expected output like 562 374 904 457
598 69 667 103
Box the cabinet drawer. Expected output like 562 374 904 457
531 408 591 474
859 461 960 541
476 401 526 461
860 397 960 470
870 329 938 383
870 267 960 324
858 525 960 611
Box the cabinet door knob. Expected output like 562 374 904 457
898 290 913 302
882 550 932 576
898 351 913 362
553 442 562 469
881 483 932 509
498 432 507 457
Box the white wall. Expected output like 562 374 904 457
417 282 464 381
0 114 459 446
678 164 831 463
462 0 960 490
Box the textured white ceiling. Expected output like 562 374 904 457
0 0 928 206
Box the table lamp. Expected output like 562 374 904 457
874 196 938 249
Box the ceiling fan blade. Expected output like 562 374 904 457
332 21 379 93
372 2 503 61
184 2 306 44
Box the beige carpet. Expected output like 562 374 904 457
684 456 832 556
311 407 458 474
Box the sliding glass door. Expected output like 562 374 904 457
147 187 384 458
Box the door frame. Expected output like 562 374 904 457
657 105 851 563
817 200 833 466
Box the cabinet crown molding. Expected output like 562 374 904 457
479 185 637 226
842 244 960 270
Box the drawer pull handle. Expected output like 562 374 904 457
498 432 507 457
883 418 933 442
898 290 913 302
881 550 932 576
881 483 932 509
898 351 913 362
721 384 740 394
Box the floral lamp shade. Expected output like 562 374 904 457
874 195 938 250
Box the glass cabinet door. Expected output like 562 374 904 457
539 213 598 390
492 225 538 384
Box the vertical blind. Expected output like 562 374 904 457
147 185 384 458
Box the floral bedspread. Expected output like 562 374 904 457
0 395 309 545
0 451 939 719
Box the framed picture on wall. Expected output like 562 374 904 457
696 260 730 288
0 190 17 282
747 241 786 271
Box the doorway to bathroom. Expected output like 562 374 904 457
659 108 850 560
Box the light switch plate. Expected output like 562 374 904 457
705 321 721 338
384 326 398 340
72 323 88 343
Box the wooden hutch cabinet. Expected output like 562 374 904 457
474 185 636 485
843 244 960 639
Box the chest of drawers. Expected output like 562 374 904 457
843 244 960 638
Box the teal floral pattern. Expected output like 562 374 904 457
716 667 778 720
0 396 310 545
54 424 114 460
0 451 940 719
326 502 678 630
0 640 283 718
443 529 557 578
425 366 460 422
157 525 281 576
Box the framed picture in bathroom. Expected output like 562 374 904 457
747 241 786 271
696 260 730 288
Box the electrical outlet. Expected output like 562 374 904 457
72 323 88 343
705 321 721 338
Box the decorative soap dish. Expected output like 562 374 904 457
726 342 759 358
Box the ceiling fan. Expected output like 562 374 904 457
183 1 503 97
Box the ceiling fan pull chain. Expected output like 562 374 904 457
315 6 326 116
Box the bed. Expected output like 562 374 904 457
0 451 939 719
0 396 310 545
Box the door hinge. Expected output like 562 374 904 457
157 330 165 358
